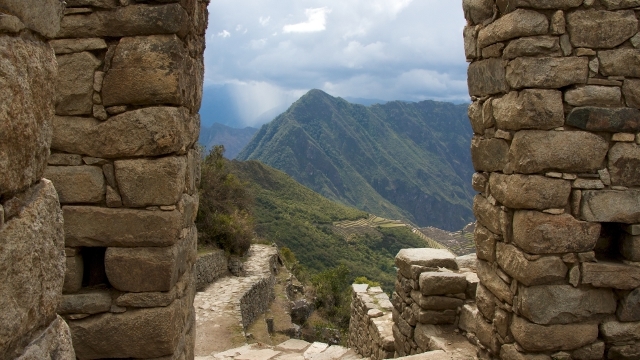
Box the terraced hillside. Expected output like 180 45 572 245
417 223 476 256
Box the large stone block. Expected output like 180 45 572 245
601 0 640 9
55 52 101 116
608 143 640 187
473 194 505 235
617 288 640 322
49 38 108 55
0 36 56 197
600 320 640 343
477 9 548 48
580 190 640 223
623 79 640 109
511 316 598 352
44 165 105 204
564 86 622 107
496 242 567 286
52 107 196 158
493 89 564 131
475 283 497 320
115 156 186 207
518 285 616 325
102 35 195 110
16 315 75 360
467 58 509 96
496 0 582 12
503 36 562 60
418 272 467 296
581 261 640 290
63 254 83 294
471 137 509 172
599 49 640 78
105 228 196 292
477 259 513 305
395 249 457 279
0 180 65 359
65 0 118 8
63 206 183 247
490 174 570 210
607 344 640 360
474 224 497 262
500 344 551 360
417 295 464 311
567 10 638 49
512 211 600 254
508 130 608 174
58 290 112 315
0 0 64 38
506 57 588 89
68 298 185 359
566 107 640 133
57 4 188 38
462 0 494 25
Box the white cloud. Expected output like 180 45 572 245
283 7 332 33
259 16 271 26
217 30 230 38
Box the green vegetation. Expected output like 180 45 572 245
237 89 475 231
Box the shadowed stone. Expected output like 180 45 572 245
518 285 616 325
509 130 608 174
506 57 588 89
567 10 637 49
617 288 640 321
0 0 65 38
496 242 567 286
474 224 497 262
58 291 112 315
419 272 467 296
599 49 640 77
580 190 640 223
566 107 640 133
601 0 640 10
477 260 512 305
467 58 509 96
496 0 582 13
500 344 551 360
512 211 600 254
44 165 105 204
582 262 640 290
471 137 509 172
623 79 640 109
50 38 108 55
462 0 494 25
493 89 564 131
477 9 548 48
63 254 83 294
490 174 570 210
473 194 504 235
571 342 605 360
608 143 640 187
511 316 598 352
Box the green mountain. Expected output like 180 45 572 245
199 123 257 159
236 89 474 231
229 160 429 290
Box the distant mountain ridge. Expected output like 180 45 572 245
236 89 474 231
199 123 257 159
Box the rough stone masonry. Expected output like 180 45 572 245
464 0 640 358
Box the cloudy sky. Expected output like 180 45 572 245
203 0 469 127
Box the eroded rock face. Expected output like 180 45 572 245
0 36 57 197
0 180 65 359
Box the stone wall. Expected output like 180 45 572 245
464 0 640 358
390 249 478 357
239 248 280 329
0 1 75 358
45 0 208 358
347 284 395 360
196 250 229 290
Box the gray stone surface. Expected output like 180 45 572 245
418 272 468 296
608 143 640 187
493 89 564 131
566 107 640 133
471 137 509 172
16 316 75 360
115 156 187 207
44 165 105 204
395 248 457 279
496 242 568 286
581 261 640 290
511 316 598 352
55 51 101 116
467 58 509 96
567 9 638 49
462 0 494 25
580 190 640 223
617 288 640 322
623 79 640 109
474 224 497 262
503 36 561 60
49 38 108 55
601 0 640 9
599 49 640 77
62 254 83 294
506 57 588 89
490 174 571 210
564 86 622 107
477 9 548 48
0 0 65 38
58 291 112 315
600 320 640 343
477 259 513 305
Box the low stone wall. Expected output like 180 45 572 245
195 250 228 290
347 284 395 360
238 246 280 329
391 249 478 357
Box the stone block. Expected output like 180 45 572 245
52 107 196 158
599 49 640 77
607 344 640 360
0 181 65 359
600 320 640 343
49 38 108 55
624 224 640 236
581 261 640 290
475 314 499 354
470 137 509 172
463 26 478 60
580 190 640 223
475 283 496 320
571 342 605 360
44 165 105 204
467 58 509 97
474 224 497 262
493 89 564 131
0 0 65 38
102 35 194 110
462 0 494 25
511 316 598 352
58 290 112 315
567 10 637 49
512 211 600 254
418 272 467 296
417 309 456 325
57 4 188 38
617 288 640 322
566 107 640 133
477 259 513 305
55 51 101 116
477 9 548 48
458 304 478 334
496 0 582 12
609 143 640 187
496 242 568 287
48 153 83 166
490 174 570 210
517 285 616 325
0 36 56 197
68 298 186 359
63 254 83 294
115 156 186 207
623 79 640 109
16 315 75 360
621 234 640 262
500 344 551 360
473 194 503 235
503 36 562 60
63 206 183 247
506 57 588 89
395 249 457 279
65 0 118 8
508 130 608 174
417 296 463 311
565 86 622 107
601 0 640 9
105 227 195 292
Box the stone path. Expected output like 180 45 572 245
196 339 363 360
195 244 279 356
